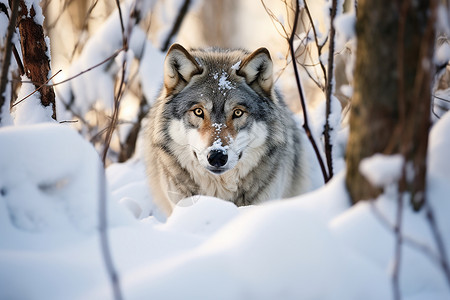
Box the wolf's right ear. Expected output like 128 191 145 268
164 44 203 95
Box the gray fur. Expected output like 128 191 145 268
144 44 308 216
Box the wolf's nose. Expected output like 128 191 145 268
207 149 228 167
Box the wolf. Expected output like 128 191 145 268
144 44 311 216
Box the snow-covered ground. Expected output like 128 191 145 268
1 0 449 299
1 109 450 299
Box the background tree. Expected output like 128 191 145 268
346 0 437 209
16 0 57 120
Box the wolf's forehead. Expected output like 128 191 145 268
191 48 248 67
192 65 244 99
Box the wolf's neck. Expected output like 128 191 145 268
188 167 240 201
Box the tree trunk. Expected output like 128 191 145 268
346 0 437 209
16 0 56 120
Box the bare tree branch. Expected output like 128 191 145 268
161 0 191 51
45 47 125 87
118 95 148 162
289 0 329 183
393 178 405 300
98 165 123 300
304 0 327 85
424 202 450 286
11 70 62 108
324 0 338 179
97 2 131 300
260 0 289 40
70 0 100 60
370 202 442 266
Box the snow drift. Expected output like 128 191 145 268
0 114 449 299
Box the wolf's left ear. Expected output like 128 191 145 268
237 48 274 96
164 44 203 95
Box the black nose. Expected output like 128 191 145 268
207 149 228 167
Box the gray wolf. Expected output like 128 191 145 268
144 44 310 216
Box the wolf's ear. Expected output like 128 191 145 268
237 48 274 96
164 44 202 95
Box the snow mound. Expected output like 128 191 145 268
124 203 389 300
360 153 404 188
159 196 239 237
107 158 161 220
0 124 132 234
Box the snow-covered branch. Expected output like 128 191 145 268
0 0 19 126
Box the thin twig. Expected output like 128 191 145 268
101 58 127 165
393 174 405 300
260 0 289 40
0 0 24 76
433 94 450 103
12 44 24 76
96 2 130 300
46 0 77 29
161 0 191 51
11 70 62 108
70 0 100 60
98 165 122 300
324 0 338 179
424 202 450 287
299 61 325 90
289 0 329 183
115 0 127 47
304 0 327 85
101 0 134 164
370 202 441 266
55 88 90 127
44 47 124 87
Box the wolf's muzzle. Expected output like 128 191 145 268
207 149 228 168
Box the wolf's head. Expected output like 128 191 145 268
160 44 282 176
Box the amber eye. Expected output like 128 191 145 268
193 108 204 118
233 109 244 119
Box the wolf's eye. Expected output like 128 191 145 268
233 109 244 119
193 108 204 118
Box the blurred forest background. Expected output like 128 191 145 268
1 0 449 172
1 0 361 165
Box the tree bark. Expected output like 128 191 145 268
346 0 437 209
16 0 56 120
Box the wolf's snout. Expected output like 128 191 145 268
207 149 228 167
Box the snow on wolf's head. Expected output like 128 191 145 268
160 44 281 176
